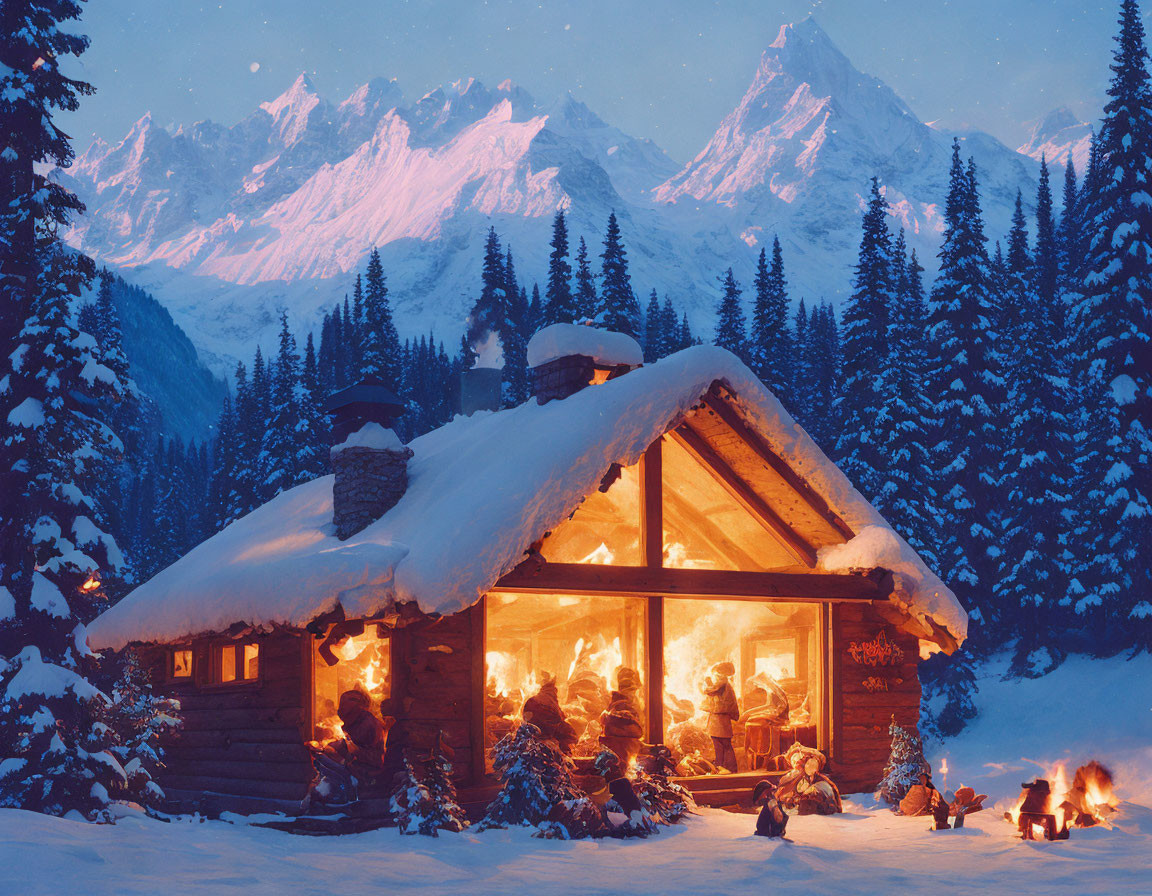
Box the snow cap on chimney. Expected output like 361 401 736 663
527 324 643 404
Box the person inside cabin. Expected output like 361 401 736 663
701 661 741 773
304 689 393 808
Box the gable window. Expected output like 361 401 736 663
539 460 643 565
217 642 259 684
171 648 193 679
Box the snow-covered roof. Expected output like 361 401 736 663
88 346 966 651
527 323 643 368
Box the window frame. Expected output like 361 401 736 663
169 646 194 681
208 640 261 687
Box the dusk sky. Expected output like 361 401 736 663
63 0 1123 162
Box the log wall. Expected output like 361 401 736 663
139 631 312 804
830 601 921 793
394 606 478 782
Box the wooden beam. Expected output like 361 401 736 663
495 562 892 602
639 439 663 568
663 488 766 571
469 597 487 785
670 425 817 567
702 388 856 541
647 595 664 745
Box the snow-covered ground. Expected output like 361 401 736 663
2 653 1149 896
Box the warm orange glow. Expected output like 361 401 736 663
663 599 821 776
1007 761 1119 838
312 628 391 745
539 464 642 565
484 592 646 761
81 576 100 592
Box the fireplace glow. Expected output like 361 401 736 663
484 592 647 762
312 627 392 744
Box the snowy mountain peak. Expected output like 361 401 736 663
259 73 324 146
1018 106 1092 172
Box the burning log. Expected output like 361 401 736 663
1005 761 1119 841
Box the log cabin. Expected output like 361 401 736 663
87 325 967 814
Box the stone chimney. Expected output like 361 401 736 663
326 378 412 540
527 324 643 404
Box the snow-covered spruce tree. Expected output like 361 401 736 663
918 143 1005 733
882 230 940 570
835 178 896 508
1 234 130 819
1068 0 1152 650
260 312 304 498
501 248 530 407
877 716 930 807
643 289 663 363
348 276 364 378
572 237 598 323
527 283 544 337
298 332 328 479
660 297 678 353
544 211 577 325
390 732 468 836
360 248 401 389
479 722 598 838
750 239 793 403
923 142 1005 650
465 227 511 360
998 191 1074 677
99 650 180 808
713 268 748 362
596 212 642 339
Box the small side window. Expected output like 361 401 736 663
243 643 260 679
217 642 260 684
172 648 193 678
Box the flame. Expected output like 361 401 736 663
81 576 100 592
1007 760 1118 837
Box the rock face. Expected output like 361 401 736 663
332 443 413 540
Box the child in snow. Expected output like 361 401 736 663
700 662 740 773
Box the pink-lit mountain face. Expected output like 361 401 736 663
1017 107 1093 174
59 18 1039 371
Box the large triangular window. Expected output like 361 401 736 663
661 436 800 570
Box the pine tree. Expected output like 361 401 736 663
791 298 812 416
806 303 842 454
390 732 469 836
883 230 939 568
1034 158 1060 322
643 289 663 362
360 249 400 389
713 268 747 360
349 275 364 377
923 142 1004 653
750 239 793 401
544 211 577 324
596 212 641 338
573 237 598 323
100 650 180 807
503 249 530 406
465 228 511 366
298 332 328 480
661 296 678 355
877 716 930 807
1000 188 1075 675
260 312 302 497
1068 0 1152 647
0 4 128 812
480 722 591 835
527 284 544 338
835 177 895 507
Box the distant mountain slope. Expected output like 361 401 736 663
1017 107 1093 173
96 273 227 443
59 17 1037 373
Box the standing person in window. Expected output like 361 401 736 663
701 662 740 773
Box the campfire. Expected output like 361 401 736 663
1006 761 1118 841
